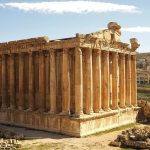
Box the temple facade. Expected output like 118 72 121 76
0 22 140 137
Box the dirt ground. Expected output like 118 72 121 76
0 123 147 150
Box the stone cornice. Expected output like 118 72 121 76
0 34 137 56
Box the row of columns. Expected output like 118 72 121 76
0 51 57 114
0 47 137 117
74 48 137 116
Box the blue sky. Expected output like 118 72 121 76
0 0 150 53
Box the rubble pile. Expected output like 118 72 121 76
137 100 150 123
110 126 150 149
0 139 21 150
0 127 25 149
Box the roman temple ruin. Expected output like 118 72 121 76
0 22 140 137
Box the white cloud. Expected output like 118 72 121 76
0 1 140 14
122 27 150 33
0 4 5 8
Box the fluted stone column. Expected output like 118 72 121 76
119 53 126 108
93 49 101 113
85 48 93 114
39 51 45 112
45 53 49 112
61 48 70 115
1 55 7 109
75 47 83 117
126 54 131 107
9 54 15 109
112 52 119 109
101 51 110 111
49 49 56 114
28 52 34 111
18 53 24 110
131 55 137 106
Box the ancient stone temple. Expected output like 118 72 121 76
0 22 140 137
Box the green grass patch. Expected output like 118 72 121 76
137 92 150 101
137 87 150 93
92 123 135 136
137 85 150 101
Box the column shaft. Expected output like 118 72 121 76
61 48 70 115
102 51 110 111
93 49 101 112
39 52 45 112
49 49 56 114
112 52 119 109
75 47 83 116
45 53 49 112
9 54 15 109
119 53 126 108
131 55 137 106
85 48 93 114
126 55 131 106
18 53 24 110
28 52 34 110
1 55 7 109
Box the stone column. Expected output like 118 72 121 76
119 53 126 108
85 48 93 114
75 47 83 117
125 54 131 107
101 51 110 111
93 49 101 113
45 53 49 112
131 55 137 106
18 53 24 110
61 48 70 115
9 54 15 109
112 52 119 109
28 52 34 111
49 49 56 114
39 51 45 112
1 55 7 109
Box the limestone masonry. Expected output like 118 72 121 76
0 22 140 137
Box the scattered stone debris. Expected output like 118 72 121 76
109 126 150 149
0 139 21 150
0 126 24 149
137 100 150 123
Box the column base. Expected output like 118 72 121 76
85 111 93 115
93 109 103 113
36 109 45 113
26 108 33 112
47 111 56 115
1 105 7 110
131 104 137 107
8 106 16 110
111 106 119 110
59 111 70 116
126 104 133 108
73 111 84 118
18 106 24 111
119 106 126 109
103 107 111 111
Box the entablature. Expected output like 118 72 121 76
0 22 140 56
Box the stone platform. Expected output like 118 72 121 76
0 107 138 137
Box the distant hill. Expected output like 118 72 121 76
137 52 150 61
137 52 150 71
